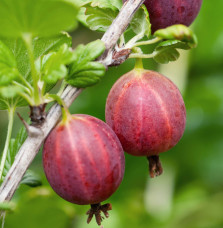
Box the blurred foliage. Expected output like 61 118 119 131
1 0 223 227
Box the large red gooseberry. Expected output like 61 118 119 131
144 0 203 32
105 69 186 177
123 0 203 33
43 114 125 225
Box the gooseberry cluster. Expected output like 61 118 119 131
43 0 202 225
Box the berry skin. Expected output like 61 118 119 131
144 0 203 32
43 114 125 225
123 0 203 32
105 69 186 177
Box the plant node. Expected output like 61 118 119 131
147 155 163 178
86 203 112 225
29 104 47 126
110 48 131 66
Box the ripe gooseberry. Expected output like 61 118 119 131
105 67 186 177
43 114 125 225
123 0 203 32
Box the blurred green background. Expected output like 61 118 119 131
1 0 223 227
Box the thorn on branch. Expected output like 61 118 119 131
17 112 43 137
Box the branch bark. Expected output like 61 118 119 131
0 0 145 202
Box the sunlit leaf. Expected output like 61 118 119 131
0 0 79 38
154 39 196 64
37 44 74 84
66 40 106 87
0 33 72 109
0 85 23 98
131 5 151 38
154 24 197 48
0 41 19 86
80 1 119 32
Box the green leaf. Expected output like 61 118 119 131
67 62 105 87
0 41 19 86
0 41 21 107
33 33 73 67
21 170 42 187
2 33 72 79
0 85 23 98
153 25 198 64
154 45 180 64
76 0 122 8
81 1 119 32
154 24 197 48
0 33 72 110
34 34 73 92
84 0 120 9
66 40 106 87
131 5 151 38
0 0 79 38
153 40 192 64
37 44 74 84
110 0 122 10
0 99 9 110
2 126 27 182
39 54 67 84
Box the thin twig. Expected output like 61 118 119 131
0 0 145 203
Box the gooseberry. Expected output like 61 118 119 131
105 69 186 177
123 0 203 32
43 114 125 225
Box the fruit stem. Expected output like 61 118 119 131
125 32 144 49
46 94 71 123
129 52 157 59
135 58 144 70
147 155 163 178
131 37 162 48
57 81 67 97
